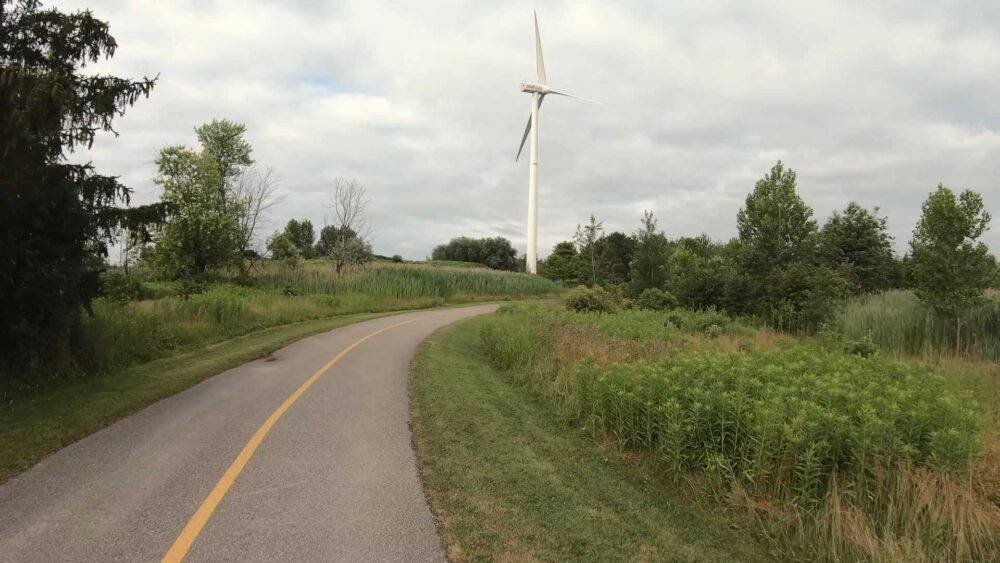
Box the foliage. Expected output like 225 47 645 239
834 290 1000 361
634 287 677 311
194 118 253 204
478 305 995 562
2 263 561 394
563 285 617 314
314 224 353 257
253 261 563 300
412 318 763 562
910 185 995 324
431 236 518 271
540 241 578 283
629 211 670 296
733 162 849 331
666 242 731 310
265 231 299 268
736 161 817 274
99 271 144 303
0 0 162 379
573 214 605 286
818 202 897 294
150 145 240 277
597 231 634 285
281 219 315 259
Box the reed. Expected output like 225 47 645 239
833 290 1000 361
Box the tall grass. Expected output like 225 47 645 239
254 262 562 298
5 263 562 392
834 290 1000 361
71 286 441 377
479 304 999 561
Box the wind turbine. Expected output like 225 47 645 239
516 11 597 274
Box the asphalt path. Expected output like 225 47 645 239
0 304 498 562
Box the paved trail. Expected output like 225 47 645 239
0 305 497 562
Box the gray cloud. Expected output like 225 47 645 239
58 0 999 258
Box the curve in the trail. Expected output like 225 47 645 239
0 304 498 562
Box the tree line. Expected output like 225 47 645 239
541 161 997 332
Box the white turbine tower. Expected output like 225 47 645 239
516 11 597 274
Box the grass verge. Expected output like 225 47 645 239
410 316 768 562
0 310 405 483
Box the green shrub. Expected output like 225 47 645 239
564 285 616 314
100 272 143 303
476 303 992 562
843 332 880 358
635 287 677 311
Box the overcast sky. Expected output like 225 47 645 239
56 0 999 258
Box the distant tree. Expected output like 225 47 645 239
231 165 281 270
629 211 670 296
283 219 316 259
195 119 253 205
910 185 995 353
151 146 240 277
667 236 731 310
431 236 518 271
315 225 355 257
0 0 161 375
541 241 579 283
819 202 896 294
324 179 373 274
734 161 847 329
266 231 299 264
736 161 817 277
574 214 605 286
597 232 635 285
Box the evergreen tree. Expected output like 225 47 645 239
1 0 161 376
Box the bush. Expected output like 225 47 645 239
564 285 616 314
100 272 143 303
635 287 677 311
843 332 880 358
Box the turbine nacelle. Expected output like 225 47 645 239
520 82 548 95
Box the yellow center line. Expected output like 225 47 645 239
162 315 427 562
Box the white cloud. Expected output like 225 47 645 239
55 0 999 258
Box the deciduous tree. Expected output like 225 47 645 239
910 185 995 352
629 211 670 296
819 202 896 294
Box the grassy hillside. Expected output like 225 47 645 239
4 261 561 392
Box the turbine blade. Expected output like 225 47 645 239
534 11 547 85
547 88 601 104
515 114 532 162
515 95 545 161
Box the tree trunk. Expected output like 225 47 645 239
955 317 962 358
